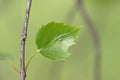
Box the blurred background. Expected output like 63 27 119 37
0 0 120 80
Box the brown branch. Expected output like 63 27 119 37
20 0 32 80
76 0 101 80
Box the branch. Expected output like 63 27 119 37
76 0 101 80
20 0 32 80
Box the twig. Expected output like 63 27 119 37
20 0 32 80
9 60 20 74
76 0 101 80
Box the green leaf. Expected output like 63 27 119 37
0 53 12 60
36 22 80 60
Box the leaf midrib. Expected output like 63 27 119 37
41 27 79 49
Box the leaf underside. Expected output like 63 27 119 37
36 22 80 60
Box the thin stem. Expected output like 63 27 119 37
9 61 20 74
76 0 101 80
20 0 32 80
25 49 41 72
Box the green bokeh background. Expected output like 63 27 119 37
0 0 120 80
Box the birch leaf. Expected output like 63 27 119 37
36 22 80 60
